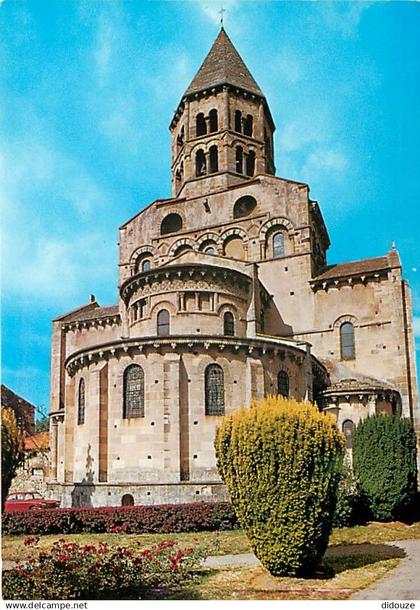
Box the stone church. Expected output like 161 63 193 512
48 29 418 507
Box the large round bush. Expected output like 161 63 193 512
353 414 418 521
215 396 344 576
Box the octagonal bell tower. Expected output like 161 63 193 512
170 28 276 198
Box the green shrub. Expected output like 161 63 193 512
215 396 344 576
333 461 365 528
353 414 418 521
2 538 205 600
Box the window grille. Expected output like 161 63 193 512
205 364 225 415
342 419 355 449
157 309 170 336
277 370 289 398
223 312 235 336
273 233 285 258
123 365 144 418
78 378 85 425
340 322 355 360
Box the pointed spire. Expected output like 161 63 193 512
184 29 264 98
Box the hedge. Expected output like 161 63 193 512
2 501 238 536
215 396 344 576
353 414 418 521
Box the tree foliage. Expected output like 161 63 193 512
215 396 344 576
352 414 418 521
1 407 26 511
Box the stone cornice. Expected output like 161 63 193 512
61 314 121 333
119 263 251 305
310 268 389 292
64 334 318 377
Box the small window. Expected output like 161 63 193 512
273 233 285 258
342 419 355 449
78 378 85 425
205 364 225 415
204 246 215 255
174 244 193 256
121 493 134 506
209 109 218 133
234 110 242 133
142 259 151 272
233 195 257 219
161 213 183 235
277 371 289 398
223 312 235 336
246 150 256 177
340 322 355 360
209 145 218 173
196 113 206 136
235 146 243 174
177 126 184 148
244 114 253 136
123 365 144 419
157 309 170 337
196 149 206 177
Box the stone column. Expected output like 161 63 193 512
163 353 181 482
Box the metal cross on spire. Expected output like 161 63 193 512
219 7 226 28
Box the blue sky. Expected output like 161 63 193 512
1 0 419 416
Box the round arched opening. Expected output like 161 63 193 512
121 493 134 507
233 195 257 219
161 213 183 235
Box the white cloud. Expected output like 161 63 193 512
302 148 349 179
318 2 374 38
413 316 420 339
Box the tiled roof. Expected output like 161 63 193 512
321 359 398 394
313 256 390 282
62 305 120 324
185 29 264 98
25 431 49 451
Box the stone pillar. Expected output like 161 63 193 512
63 374 75 483
98 364 109 483
49 416 59 480
163 353 181 482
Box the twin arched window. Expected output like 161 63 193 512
157 309 170 336
196 110 218 136
123 365 144 419
340 322 355 360
277 370 289 398
78 378 85 425
205 364 225 415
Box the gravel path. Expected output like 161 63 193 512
351 539 420 600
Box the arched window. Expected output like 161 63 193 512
342 419 355 449
277 370 289 398
233 195 257 219
209 109 218 133
234 110 242 133
142 259 151 272
235 146 243 174
123 365 144 419
209 145 218 173
205 364 225 415
177 126 184 148
196 113 206 136
78 378 85 425
340 322 355 360
161 213 183 235
157 309 170 336
196 149 206 177
204 246 215 255
246 150 256 177
174 244 193 256
244 114 253 136
273 232 285 258
121 493 134 506
223 311 235 336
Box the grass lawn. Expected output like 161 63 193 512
3 521 419 600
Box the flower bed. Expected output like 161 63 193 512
2 537 205 600
2 501 238 536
